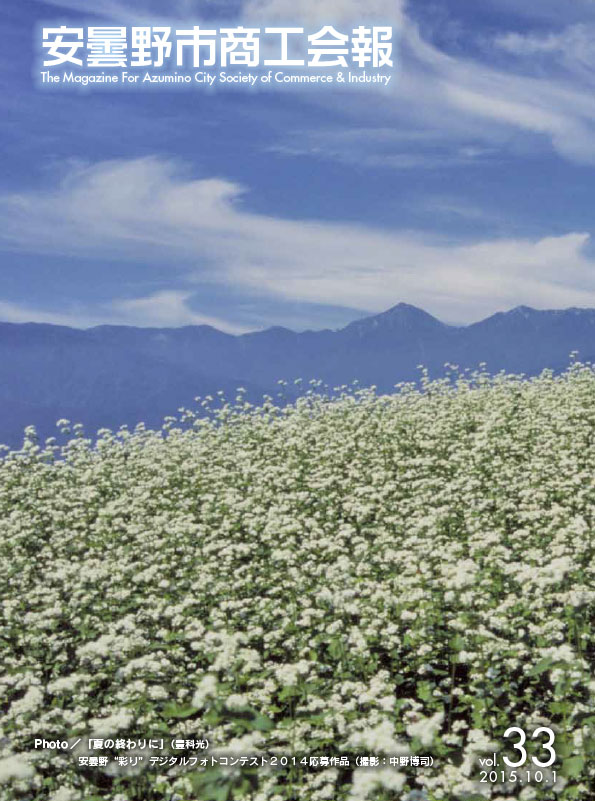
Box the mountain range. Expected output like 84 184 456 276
2 302 595 449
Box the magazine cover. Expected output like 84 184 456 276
1 1 594 800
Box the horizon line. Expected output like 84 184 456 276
0 302 593 336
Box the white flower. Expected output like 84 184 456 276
406 711 444 747
9 686 44 718
225 693 249 710
3 366 595 800
348 768 406 800
88 709 133 736
191 675 218 708
49 788 78 801
0 755 34 783
347 720 408 754
274 662 307 687
48 675 83 694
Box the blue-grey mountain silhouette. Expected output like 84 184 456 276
1 303 594 448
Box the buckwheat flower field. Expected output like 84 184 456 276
1 366 595 801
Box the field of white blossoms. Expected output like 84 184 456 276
1 365 595 801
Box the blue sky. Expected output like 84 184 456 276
4 0 595 331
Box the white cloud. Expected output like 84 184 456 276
248 8 595 168
38 0 210 22
265 127 495 169
391 21 595 165
244 0 403 25
494 23 595 84
0 301 92 328
3 157 595 325
36 0 595 167
0 290 249 333
40 0 404 24
110 290 249 331
496 27 581 57
481 0 595 25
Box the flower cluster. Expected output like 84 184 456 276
1 365 595 800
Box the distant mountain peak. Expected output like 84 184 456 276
387 302 428 313
342 302 447 337
509 305 536 315
3 301 595 448
244 325 296 340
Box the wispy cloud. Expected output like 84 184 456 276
494 23 595 83
480 0 595 25
265 127 498 170
38 0 224 22
496 26 587 57
0 290 250 332
244 0 402 25
249 2 595 168
33 0 595 168
110 290 249 331
0 300 93 328
390 21 595 165
3 157 595 325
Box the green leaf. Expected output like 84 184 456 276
162 702 197 719
554 736 574 759
252 713 274 731
549 701 571 716
562 755 585 779
527 657 553 676
279 685 300 701
328 637 344 659
417 681 432 702
211 785 232 801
